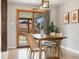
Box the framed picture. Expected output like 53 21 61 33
64 12 69 24
42 1 49 8
69 9 79 23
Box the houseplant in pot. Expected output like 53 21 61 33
47 21 60 35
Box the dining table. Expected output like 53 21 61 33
32 34 67 59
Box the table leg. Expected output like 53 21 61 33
58 46 60 59
58 40 61 59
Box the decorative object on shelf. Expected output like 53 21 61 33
64 12 69 24
19 36 26 41
35 16 45 34
70 9 79 23
47 21 60 35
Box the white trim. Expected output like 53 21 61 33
61 46 79 54
8 46 16 49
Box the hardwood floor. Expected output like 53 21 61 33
1 48 79 59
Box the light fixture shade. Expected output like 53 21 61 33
33 0 49 11
42 0 49 8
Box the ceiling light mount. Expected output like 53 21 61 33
33 0 49 11
42 0 49 8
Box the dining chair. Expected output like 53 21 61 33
31 34 57 57
40 39 56 57
46 39 63 58
26 33 46 59
40 37 63 58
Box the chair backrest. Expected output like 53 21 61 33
26 33 38 50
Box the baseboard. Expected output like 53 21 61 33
61 46 79 54
8 46 16 49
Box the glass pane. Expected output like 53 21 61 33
18 12 33 47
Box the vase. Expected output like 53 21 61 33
50 32 55 36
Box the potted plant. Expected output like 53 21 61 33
47 21 60 35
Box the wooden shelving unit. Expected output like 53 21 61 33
16 9 49 48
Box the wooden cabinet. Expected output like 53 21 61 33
16 10 33 48
16 9 49 48
18 18 32 47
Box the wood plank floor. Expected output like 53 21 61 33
1 48 79 59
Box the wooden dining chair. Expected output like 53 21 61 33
45 39 63 58
26 33 46 59
40 37 63 58
41 41 56 57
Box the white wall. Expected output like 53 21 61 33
54 0 79 53
50 5 58 25
0 0 1 50
8 3 36 48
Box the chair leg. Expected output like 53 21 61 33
59 47 63 56
54 46 57 57
51 47 55 57
27 48 30 53
29 50 32 59
56 46 63 57
33 51 34 59
57 46 63 59
45 47 48 59
30 50 32 57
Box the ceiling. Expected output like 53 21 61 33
52 0 68 5
8 0 42 5
8 0 68 5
